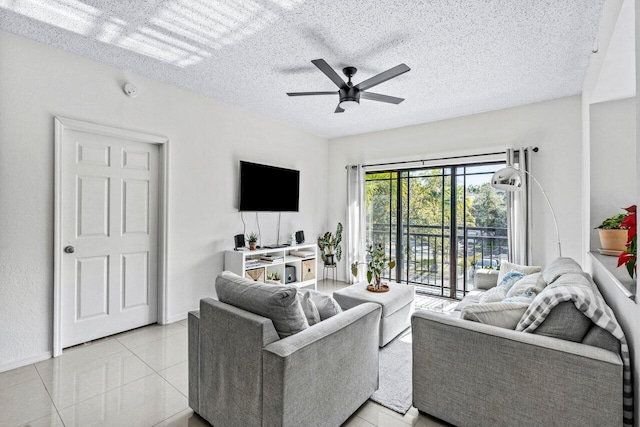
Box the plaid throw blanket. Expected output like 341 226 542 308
516 273 633 426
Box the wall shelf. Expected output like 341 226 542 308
589 251 636 301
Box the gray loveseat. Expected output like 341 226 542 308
412 258 624 427
188 273 382 427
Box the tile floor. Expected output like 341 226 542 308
0 280 450 427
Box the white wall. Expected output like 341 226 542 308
327 96 583 280
590 97 637 249
0 31 328 370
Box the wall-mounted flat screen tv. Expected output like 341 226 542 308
239 161 300 212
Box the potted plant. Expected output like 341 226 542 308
617 205 637 278
318 223 343 266
351 243 396 292
596 210 631 253
266 271 282 284
247 232 259 250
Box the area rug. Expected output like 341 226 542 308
370 328 412 414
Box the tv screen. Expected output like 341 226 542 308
239 161 300 212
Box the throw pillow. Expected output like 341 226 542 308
300 289 343 321
541 257 584 285
496 270 526 293
506 272 546 299
531 301 592 342
497 261 542 283
503 290 536 304
215 271 309 338
461 302 530 330
478 286 507 303
298 291 321 326
582 325 621 354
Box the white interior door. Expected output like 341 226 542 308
60 128 159 348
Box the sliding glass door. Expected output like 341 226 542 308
365 162 507 298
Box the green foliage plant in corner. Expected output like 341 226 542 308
317 223 343 266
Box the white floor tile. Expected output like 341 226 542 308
35 339 127 377
0 364 40 391
342 415 376 427
158 361 188 397
19 412 64 427
356 401 418 426
0 378 55 427
153 408 209 427
58 374 188 427
129 331 188 371
39 350 155 410
178 319 188 328
115 323 187 349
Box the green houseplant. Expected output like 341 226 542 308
351 243 396 291
596 210 632 252
318 223 343 266
247 232 259 251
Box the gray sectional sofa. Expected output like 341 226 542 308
412 258 625 427
188 272 382 427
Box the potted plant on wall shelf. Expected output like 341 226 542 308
596 210 632 254
617 205 637 278
247 232 259 251
351 243 396 293
318 223 343 266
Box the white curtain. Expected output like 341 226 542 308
506 147 533 264
346 165 366 283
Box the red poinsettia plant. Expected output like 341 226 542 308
617 205 637 278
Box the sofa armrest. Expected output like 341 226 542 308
412 310 622 427
263 302 381 427
474 268 499 290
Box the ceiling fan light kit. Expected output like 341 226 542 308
287 59 410 113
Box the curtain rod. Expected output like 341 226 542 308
345 147 539 169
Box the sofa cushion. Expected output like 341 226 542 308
532 301 592 342
497 261 542 283
300 289 342 321
506 272 546 298
461 302 530 329
298 291 321 326
542 257 584 285
478 286 507 304
582 325 621 354
454 293 482 312
215 271 309 338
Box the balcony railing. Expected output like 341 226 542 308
368 223 508 298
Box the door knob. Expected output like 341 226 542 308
64 246 75 254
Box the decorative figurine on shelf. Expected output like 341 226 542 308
247 232 259 251
351 243 396 293
289 233 296 246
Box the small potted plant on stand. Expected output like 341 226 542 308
247 232 259 251
317 223 343 266
596 210 633 254
351 243 396 293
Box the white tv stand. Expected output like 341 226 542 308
224 243 317 290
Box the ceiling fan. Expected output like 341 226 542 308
286 59 410 113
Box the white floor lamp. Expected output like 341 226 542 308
491 166 562 257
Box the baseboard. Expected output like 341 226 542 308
166 312 189 324
0 351 52 373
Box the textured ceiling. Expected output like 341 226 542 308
0 0 605 138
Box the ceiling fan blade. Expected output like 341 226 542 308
287 91 337 96
355 63 410 91
335 104 345 113
311 59 347 89
360 92 405 104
